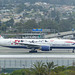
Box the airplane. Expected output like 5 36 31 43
0 35 75 53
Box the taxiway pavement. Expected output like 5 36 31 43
0 47 74 55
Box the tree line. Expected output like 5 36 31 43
0 17 74 34
1 61 75 75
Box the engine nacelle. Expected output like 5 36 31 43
40 46 51 51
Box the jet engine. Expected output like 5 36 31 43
40 46 51 51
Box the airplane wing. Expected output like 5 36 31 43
14 41 48 48
18 42 41 46
14 41 43 49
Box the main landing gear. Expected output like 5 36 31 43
29 48 37 53
72 49 74 53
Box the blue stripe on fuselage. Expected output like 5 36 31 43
2 46 75 49
51 46 75 49
2 46 27 48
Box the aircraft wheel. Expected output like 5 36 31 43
29 50 37 53
50 48 52 51
72 49 74 53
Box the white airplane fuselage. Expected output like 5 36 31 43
0 38 75 51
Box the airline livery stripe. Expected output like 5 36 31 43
65 41 75 43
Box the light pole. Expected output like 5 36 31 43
22 64 25 75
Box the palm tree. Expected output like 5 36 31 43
33 61 46 75
45 62 56 75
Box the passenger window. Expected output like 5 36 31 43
45 40 47 42
21 40 24 42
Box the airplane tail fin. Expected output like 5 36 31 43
0 35 4 39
